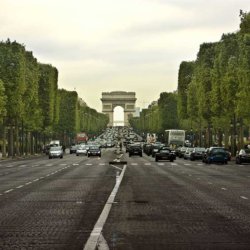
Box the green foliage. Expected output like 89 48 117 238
0 79 6 118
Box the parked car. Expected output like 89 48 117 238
202 147 228 164
190 147 206 161
49 146 63 159
183 147 194 160
87 145 101 157
236 148 250 164
155 147 175 162
76 145 89 156
128 143 142 157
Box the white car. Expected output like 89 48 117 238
76 145 88 156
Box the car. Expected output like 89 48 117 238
151 143 165 157
128 143 142 157
155 147 175 162
236 148 250 164
49 146 63 159
76 145 89 156
87 145 101 157
202 147 228 164
183 147 194 160
190 147 206 161
178 146 188 158
70 144 78 154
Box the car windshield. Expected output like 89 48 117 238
212 148 225 153
50 147 61 151
90 146 99 150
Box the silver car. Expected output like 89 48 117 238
76 145 89 156
49 146 63 159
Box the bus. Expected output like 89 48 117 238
165 130 185 147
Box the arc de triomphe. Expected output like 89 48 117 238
101 91 137 126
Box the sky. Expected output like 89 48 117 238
1 0 250 113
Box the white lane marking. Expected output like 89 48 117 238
73 163 79 166
33 178 39 182
144 163 151 165
110 164 122 171
25 182 32 185
19 165 27 168
157 163 164 166
86 163 93 166
171 163 177 166
16 185 24 189
131 163 138 165
84 165 127 250
208 182 213 185
221 187 227 191
184 164 191 166
97 233 109 250
4 189 13 193
6 165 14 168
197 163 203 166
99 163 105 166
240 196 248 200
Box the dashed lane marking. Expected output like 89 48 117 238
0 163 77 196
86 163 93 166
131 163 138 165
144 163 151 165
240 196 248 200
157 163 164 166
4 189 13 193
221 187 227 190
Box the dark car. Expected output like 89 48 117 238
87 145 101 157
236 149 250 164
70 144 78 154
128 144 142 157
49 146 63 159
151 143 165 157
190 147 206 161
143 143 153 156
202 147 228 164
155 147 175 162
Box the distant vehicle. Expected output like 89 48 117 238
76 145 89 156
236 148 250 164
190 147 206 161
128 144 142 157
202 147 228 164
49 146 63 159
178 146 188 158
70 144 78 154
49 140 60 147
155 147 175 162
88 145 101 157
151 143 165 157
165 130 185 147
146 133 157 144
183 147 194 160
76 132 88 144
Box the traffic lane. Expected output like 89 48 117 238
0 151 118 249
0 153 90 193
103 155 250 249
0 148 118 193
175 158 250 201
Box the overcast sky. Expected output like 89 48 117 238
1 0 250 112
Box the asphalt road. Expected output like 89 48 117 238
0 149 250 250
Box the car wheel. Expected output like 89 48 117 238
224 160 228 164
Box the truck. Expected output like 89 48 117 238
76 132 88 144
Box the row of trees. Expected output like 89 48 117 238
0 40 108 158
130 11 250 153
